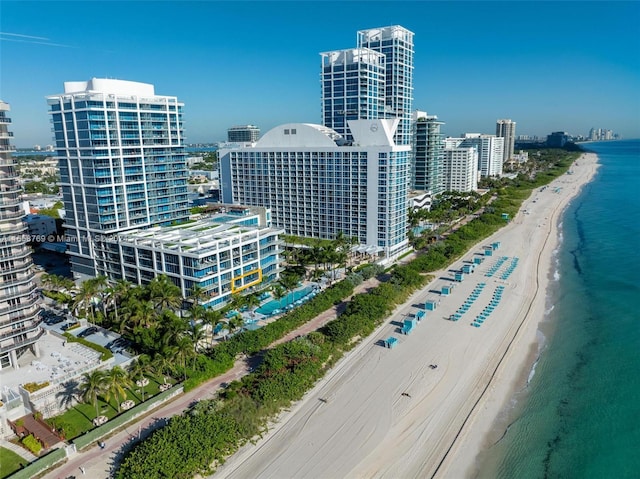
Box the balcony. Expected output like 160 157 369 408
0 329 44 354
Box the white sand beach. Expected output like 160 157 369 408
214 153 600 479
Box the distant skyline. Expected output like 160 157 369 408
2 1 639 147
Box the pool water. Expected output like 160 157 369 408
256 286 315 315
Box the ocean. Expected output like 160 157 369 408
475 140 640 479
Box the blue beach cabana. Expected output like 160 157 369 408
415 310 426 321
425 300 437 311
384 337 398 349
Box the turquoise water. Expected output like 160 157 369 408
255 286 315 315
475 140 640 478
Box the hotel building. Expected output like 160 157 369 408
412 110 445 195
0 101 42 369
496 119 516 162
113 206 283 309
219 119 411 259
46 79 190 279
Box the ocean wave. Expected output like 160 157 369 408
527 358 539 386
545 304 555 316
553 269 560 281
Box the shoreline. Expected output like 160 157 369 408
439 152 600 479
213 152 600 479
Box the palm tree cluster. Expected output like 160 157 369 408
282 232 359 283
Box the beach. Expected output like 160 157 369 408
213 152 600 479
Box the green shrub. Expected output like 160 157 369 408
22 434 42 454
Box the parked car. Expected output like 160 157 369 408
61 321 78 331
78 326 98 338
109 337 131 352
45 316 65 325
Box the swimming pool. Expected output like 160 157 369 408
256 286 315 316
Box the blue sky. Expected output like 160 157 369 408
2 1 639 147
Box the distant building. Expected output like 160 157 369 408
47 78 190 279
412 111 445 195
219 119 411 259
443 147 478 192
496 119 516 162
0 101 42 370
445 134 504 177
227 125 260 143
25 214 57 238
546 131 570 148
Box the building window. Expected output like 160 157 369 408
284 129 290 135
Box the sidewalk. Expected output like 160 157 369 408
0 438 38 462
41 277 380 479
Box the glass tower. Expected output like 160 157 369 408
0 101 42 369
320 48 386 142
47 79 190 280
357 25 415 146
413 112 445 195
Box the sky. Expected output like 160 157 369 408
1 1 639 147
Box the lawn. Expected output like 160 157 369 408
0 446 28 478
46 375 177 440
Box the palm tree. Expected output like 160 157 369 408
79 370 107 418
128 300 157 331
152 353 175 385
72 280 99 322
104 366 133 413
188 284 208 307
272 284 285 307
106 279 131 325
148 275 182 314
244 293 260 317
127 354 154 402
189 322 206 354
202 308 223 347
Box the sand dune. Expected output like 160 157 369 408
214 153 599 479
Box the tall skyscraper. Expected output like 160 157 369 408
227 125 260 143
320 48 386 142
412 111 445 195
0 101 42 369
321 25 414 146
496 119 516 162
358 26 415 146
47 79 189 279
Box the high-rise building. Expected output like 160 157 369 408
320 48 385 142
0 101 42 369
446 134 504 177
412 111 445 195
219 119 411 259
496 119 516 162
321 25 414 146
357 26 415 146
443 147 478 193
47 79 190 279
227 125 260 143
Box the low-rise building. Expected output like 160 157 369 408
100 205 283 309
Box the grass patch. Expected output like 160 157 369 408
46 375 176 440
0 446 28 478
